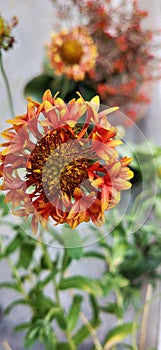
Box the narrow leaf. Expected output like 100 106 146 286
59 276 103 296
4 299 29 314
83 251 105 260
57 342 70 350
4 234 22 256
55 311 67 330
67 295 83 331
24 325 40 348
0 281 22 292
14 322 31 332
17 242 35 269
0 194 10 216
62 228 83 260
89 295 100 322
104 323 133 350
73 318 101 345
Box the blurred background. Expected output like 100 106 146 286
1 1 161 349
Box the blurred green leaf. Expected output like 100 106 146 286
38 271 59 288
29 290 54 318
17 241 35 269
14 322 31 332
59 276 103 296
4 298 29 314
67 295 83 331
24 324 41 348
101 274 129 295
3 233 23 257
61 250 72 272
78 82 96 100
101 302 123 319
73 318 101 345
43 327 57 350
83 250 105 260
89 295 100 322
103 323 134 349
57 342 70 350
24 74 51 101
0 195 10 216
55 310 67 330
0 281 22 292
62 228 83 260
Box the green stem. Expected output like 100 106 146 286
0 235 29 300
65 331 77 350
0 50 15 116
41 244 77 350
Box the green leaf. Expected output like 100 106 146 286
78 82 97 101
24 325 40 348
4 233 23 257
89 295 100 322
62 228 83 260
17 241 35 269
67 295 83 331
101 274 129 295
83 250 105 260
57 342 70 350
101 302 123 319
0 281 22 292
0 195 10 216
55 310 67 330
59 276 103 296
24 74 51 102
103 323 134 349
29 290 54 318
4 299 29 314
61 250 72 272
48 227 64 245
14 322 31 332
44 327 57 350
111 242 127 267
73 318 101 345
38 271 59 288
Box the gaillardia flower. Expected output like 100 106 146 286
0 90 133 234
47 26 97 81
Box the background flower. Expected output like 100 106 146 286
25 0 161 125
47 26 97 81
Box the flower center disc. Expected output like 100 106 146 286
26 129 90 202
60 39 83 64
43 152 89 199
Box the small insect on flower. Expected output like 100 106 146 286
47 26 98 81
0 90 133 234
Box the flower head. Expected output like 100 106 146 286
0 14 18 51
0 90 133 234
47 26 97 81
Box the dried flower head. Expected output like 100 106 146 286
47 26 97 81
0 90 133 234
0 14 18 51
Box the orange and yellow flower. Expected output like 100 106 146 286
47 26 97 81
0 90 133 234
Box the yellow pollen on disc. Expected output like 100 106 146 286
26 128 90 200
60 39 83 65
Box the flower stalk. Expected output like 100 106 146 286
0 50 15 116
